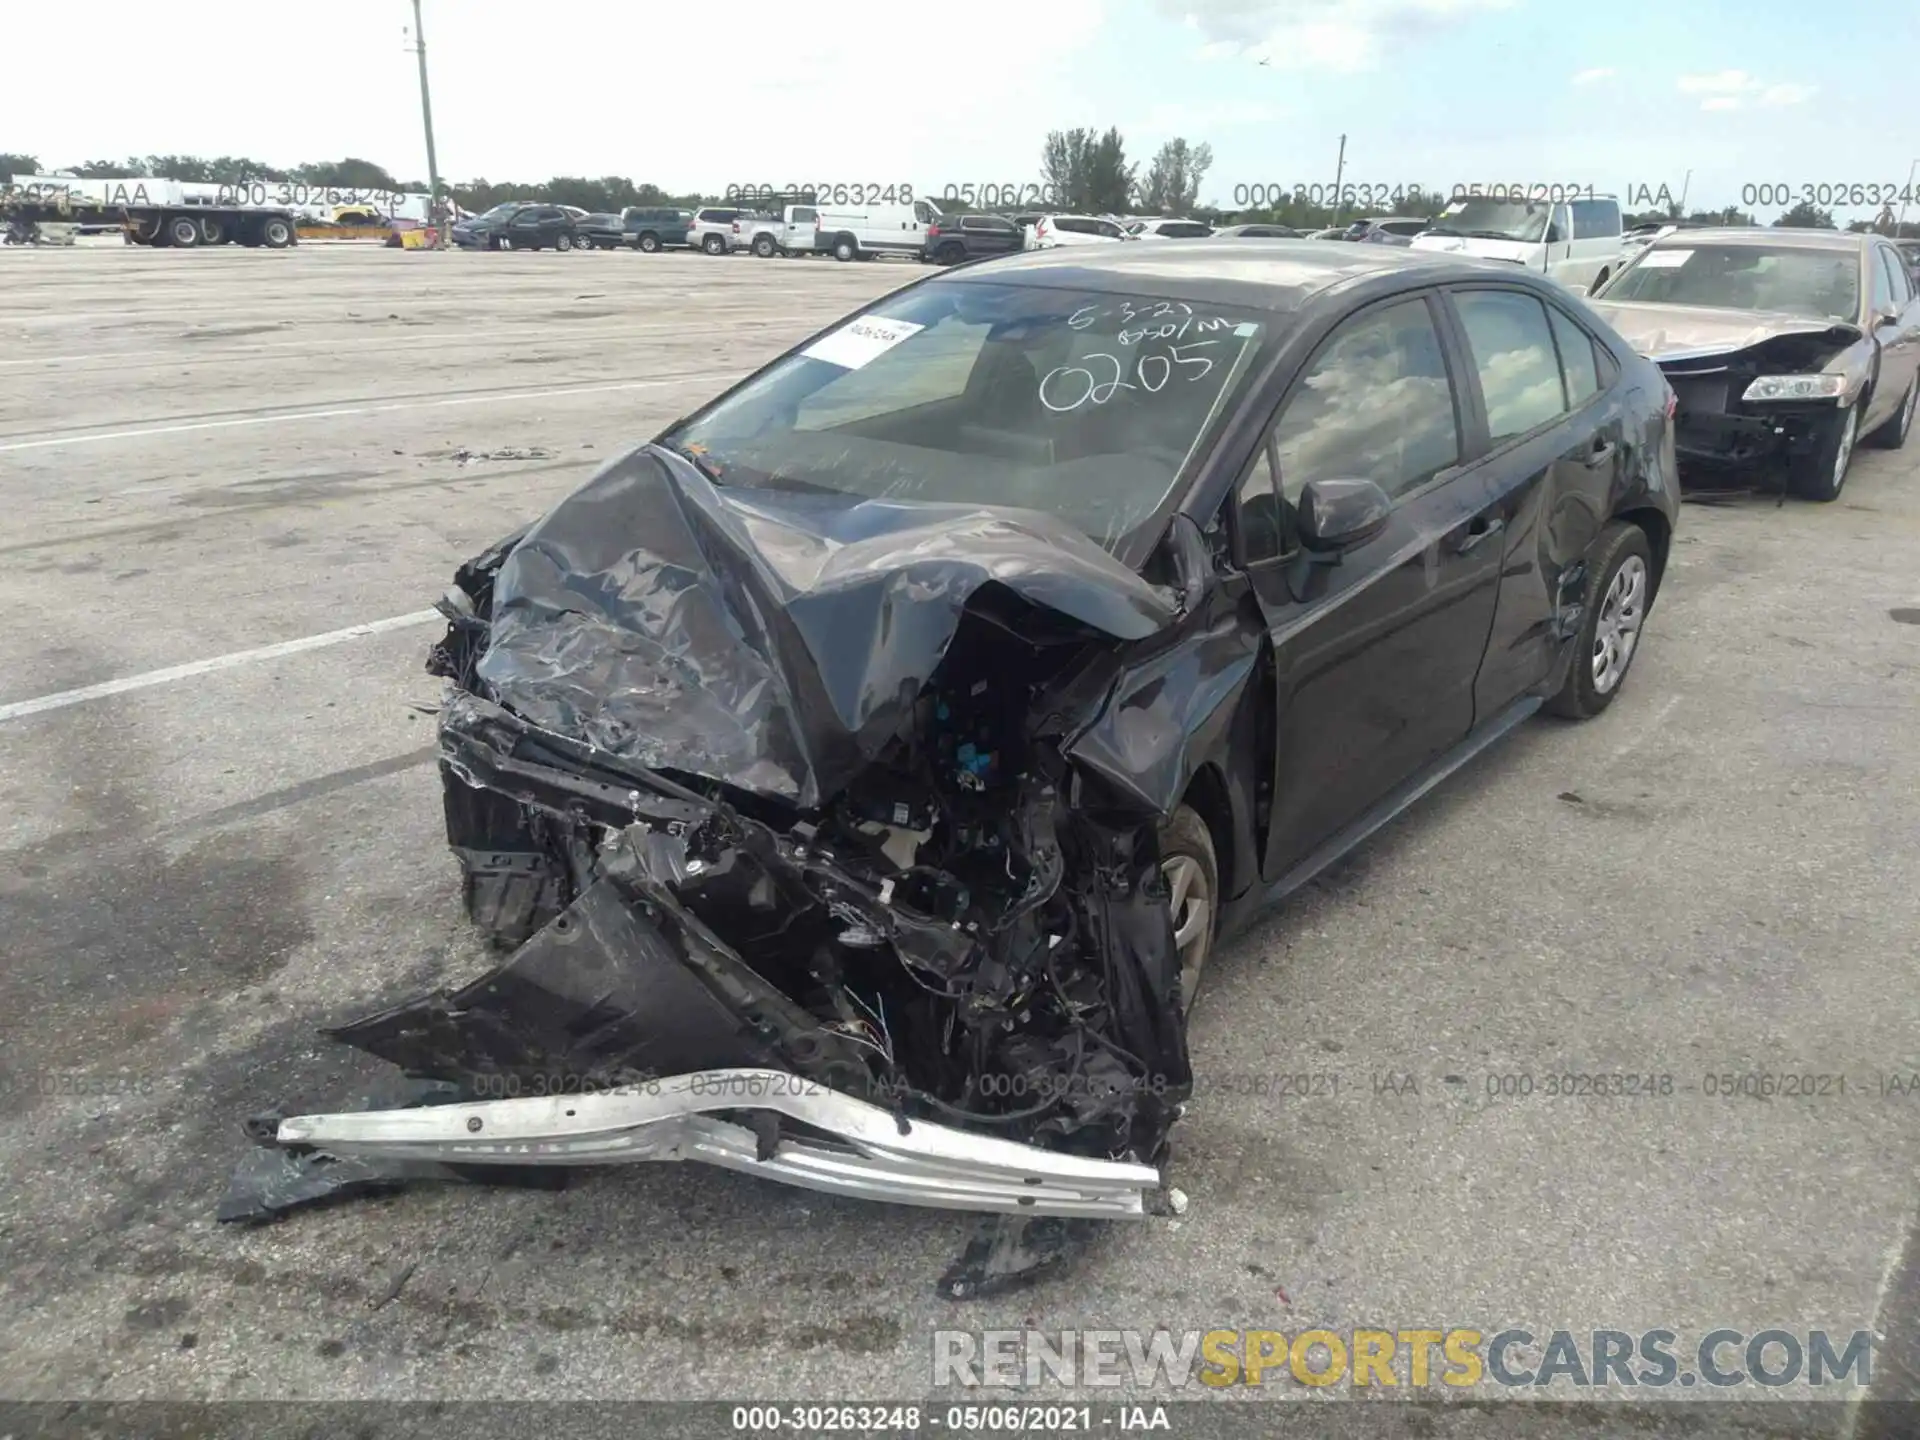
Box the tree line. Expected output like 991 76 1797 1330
5 147 1916 237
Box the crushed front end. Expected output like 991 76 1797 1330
228 446 1216 1222
1653 330 1864 480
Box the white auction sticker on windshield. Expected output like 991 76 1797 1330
802 316 924 369
1638 249 1693 268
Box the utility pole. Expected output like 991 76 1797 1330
409 0 445 247
1677 168 1692 218
1332 135 1347 226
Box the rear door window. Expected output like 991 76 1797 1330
1545 305 1601 408
1453 290 1572 443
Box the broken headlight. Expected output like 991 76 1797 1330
1742 374 1850 403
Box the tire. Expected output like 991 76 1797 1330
1865 373 1918 450
492 233 510 251
554 232 572 252
1545 522 1654 719
198 217 226 245
752 233 776 258
934 243 965 265
1788 404 1860 501
832 236 857 262
166 215 201 248
703 234 727 255
637 232 660 253
577 234 594 250
259 216 292 249
1158 804 1220 1014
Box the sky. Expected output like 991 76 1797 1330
8 0 1917 221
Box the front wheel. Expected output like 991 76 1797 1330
553 232 572 252
1788 404 1859 501
1865 374 1917 450
832 237 857 262
1546 523 1654 720
259 217 293 249
1158 805 1219 1014
166 215 201 248
703 234 727 255
637 232 660 253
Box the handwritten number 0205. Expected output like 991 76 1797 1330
1039 344 1216 414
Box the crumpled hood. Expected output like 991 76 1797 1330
1587 301 1862 363
472 444 1177 808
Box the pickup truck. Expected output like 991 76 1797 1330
735 204 822 257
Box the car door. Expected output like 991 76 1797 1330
1233 291 1508 879
1566 198 1623 290
1442 286 1630 717
507 206 545 247
1869 244 1920 423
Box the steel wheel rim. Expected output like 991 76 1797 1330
1591 553 1648 694
1833 408 1858 488
1163 854 1212 1007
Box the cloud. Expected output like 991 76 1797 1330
1570 67 1615 85
1161 0 1516 73
1677 69 1760 95
1131 100 1283 133
1677 70 1813 113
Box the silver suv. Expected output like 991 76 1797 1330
687 206 746 255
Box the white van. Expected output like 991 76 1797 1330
1408 194 1627 293
808 199 943 262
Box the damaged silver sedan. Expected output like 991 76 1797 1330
228 242 1679 1235
1590 227 1920 501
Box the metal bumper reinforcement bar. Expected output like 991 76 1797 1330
277 1068 1162 1218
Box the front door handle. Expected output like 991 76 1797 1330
1583 439 1617 467
1451 516 1505 554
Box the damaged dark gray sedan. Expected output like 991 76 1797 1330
1589 227 1920 500
236 242 1679 1224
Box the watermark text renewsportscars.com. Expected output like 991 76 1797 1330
933 1327 1874 1391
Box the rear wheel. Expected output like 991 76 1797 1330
260 216 293 249
1788 404 1859 501
752 233 777 257
703 234 727 255
934 243 965 265
1546 522 1653 719
554 232 573 252
1158 804 1219 1014
1865 374 1917 450
166 215 201 248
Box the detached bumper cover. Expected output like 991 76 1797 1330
276 1068 1161 1218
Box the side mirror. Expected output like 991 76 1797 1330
1298 478 1392 554
1876 304 1901 326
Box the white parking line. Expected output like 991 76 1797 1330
0 610 441 723
0 374 737 453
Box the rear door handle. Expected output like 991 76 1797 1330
1451 516 1504 554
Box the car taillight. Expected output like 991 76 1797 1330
926 224 941 238
1665 388 1678 420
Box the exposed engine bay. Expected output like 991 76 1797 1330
220 444 1256 1231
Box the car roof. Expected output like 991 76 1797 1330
1649 227 1872 252
937 238 1521 311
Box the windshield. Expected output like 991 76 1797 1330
1427 198 1551 242
1602 245 1861 322
660 281 1275 552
